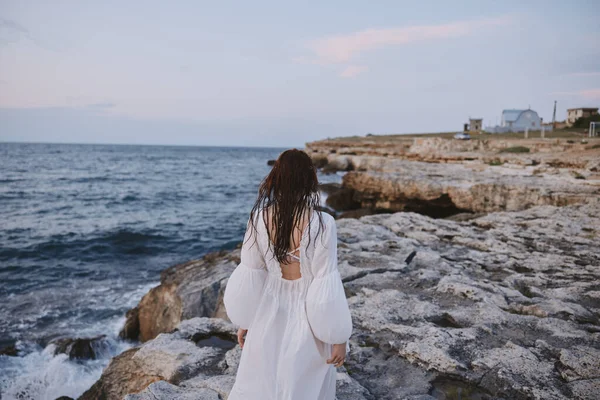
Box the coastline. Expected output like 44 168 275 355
74 135 600 400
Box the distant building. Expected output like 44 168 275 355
501 109 541 130
469 118 482 133
486 108 542 133
566 107 599 126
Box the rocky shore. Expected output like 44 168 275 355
308 136 600 218
77 136 600 399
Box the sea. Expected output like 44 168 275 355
0 142 340 400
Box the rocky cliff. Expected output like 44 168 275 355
80 199 600 400
307 137 600 217
340 159 599 216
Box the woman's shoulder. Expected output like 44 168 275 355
318 210 334 223
313 210 335 232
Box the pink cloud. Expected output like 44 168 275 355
579 89 600 99
302 16 512 65
552 89 600 100
340 65 368 78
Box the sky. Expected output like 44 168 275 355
0 0 599 147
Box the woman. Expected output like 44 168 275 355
224 149 353 400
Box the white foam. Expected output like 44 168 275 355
0 336 133 400
0 283 156 399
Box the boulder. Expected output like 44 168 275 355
52 335 111 360
322 156 355 173
311 154 329 169
80 318 237 400
78 348 162 400
0 343 18 357
325 188 360 211
119 307 140 341
119 250 239 342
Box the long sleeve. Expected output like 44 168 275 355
305 215 352 344
224 214 267 330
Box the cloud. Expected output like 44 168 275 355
340 65 368 78
552 89 600 100
299 16 512 66
566 71 600 77
0 17 59 51
576 89 600 100
0 17 31 45
86 102 116 109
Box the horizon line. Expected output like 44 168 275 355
0 140 295 149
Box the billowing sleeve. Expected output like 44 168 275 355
306 216 353 344
224 214 267 330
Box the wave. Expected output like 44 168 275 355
0 178 26 184
56 176 136 183
0 317 133 400
0 229 175 262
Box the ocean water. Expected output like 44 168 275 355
0 142 340 399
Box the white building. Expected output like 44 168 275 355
566 107 598 126
486 108 543 133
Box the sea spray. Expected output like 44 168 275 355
0 316 132 400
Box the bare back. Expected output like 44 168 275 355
263 207 312 281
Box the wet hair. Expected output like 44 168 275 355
248 148 323 264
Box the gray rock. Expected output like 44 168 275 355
180 375 235 399
557 346 600 382
52 335 111 360
96 199 600 400
132 333 225 383
334 372 371 400
80 318 236 400
124 380 220 400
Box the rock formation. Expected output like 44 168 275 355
340 160 599 216
52 335 111 360
119 250 239 342
306 136 600 217
84 198 599 399
80 318 237 400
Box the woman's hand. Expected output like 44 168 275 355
237 328 248 348
327 343 346 367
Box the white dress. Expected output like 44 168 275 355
224 210 353 400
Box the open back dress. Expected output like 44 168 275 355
224 209 353 400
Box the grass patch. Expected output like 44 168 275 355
589 143 600 149
488 159 504 166
315 129 588 143
499 146 530 153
